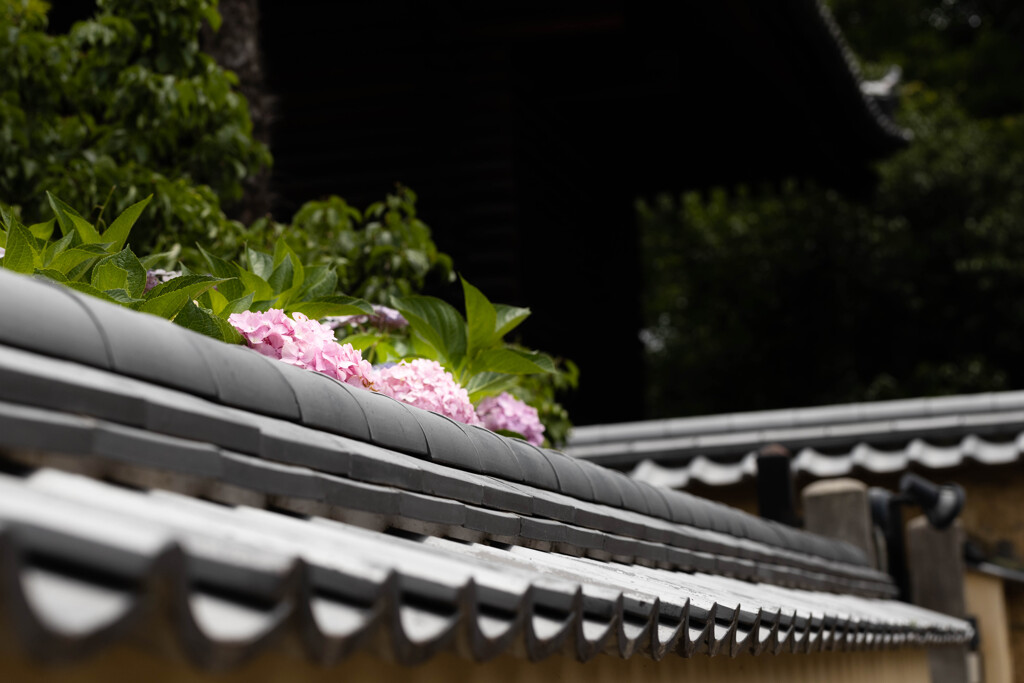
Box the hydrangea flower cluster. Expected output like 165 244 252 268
144 268 181 293
325 305 408 331
228 310 545 436
228 309 376 389
0 246 5 258
476 392 546 446
375 359 480 425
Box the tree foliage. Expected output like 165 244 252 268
641 0 1024 416
210 186 455 305
0 0 270 252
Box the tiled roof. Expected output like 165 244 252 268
0 270 972 667
0 467 968 667
567 394 1024 489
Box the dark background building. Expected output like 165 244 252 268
49 0 904 425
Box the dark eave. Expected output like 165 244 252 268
786 0 912 153
567 392 1024 488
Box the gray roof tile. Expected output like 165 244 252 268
221 451 326 501
73 291 219 399
0 346 145 427
578 459 624 508
186 337 301 420
274 361 371 439
478 477 535 516
348 389 429 457
540 450 595 502
93 422 223 478
398 491 467 527
414 460 486 505
464 425 526 482
504 439 561 490
614 476 655 517
0 400 97 456
0 272 110 368
0 466 972 667
412 410 483 471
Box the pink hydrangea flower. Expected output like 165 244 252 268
375 359 480 425
228 309 376 389
476 392 545 446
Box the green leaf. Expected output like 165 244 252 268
272 236 290 268
236 267 274 302
42 231 75 266
220 291 255 317
465 371 518 402
91 260 128 292
410 334 442 362
2 216 37 274
34 269 68 283
140 251 177 269
92 248 147 298
270 242 305 305
393 295 467 367
246 246 274 280
62 281 123 305
47 192 103 244
145 274 229 302
290 295 373 319
463 276 498 354
370 338 403 364
47 246 105 279
136 289 190 318
251 299 277 311
102 288 144 305
173 301 243 343
0 203 15 231
100 195 152 252
340 332 384 351
198 287 228 314
196 245 245 301
27 219 55 241
298 265 337 300
267 252 295 297
144 276 230 313
513 348 557 373
471 347 555 375
494 303 531 338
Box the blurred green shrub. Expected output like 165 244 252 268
209 186 454 305
640 83 1024 416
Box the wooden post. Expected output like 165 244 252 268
965 570 1014 683
905 516 972 683
801 478 878 569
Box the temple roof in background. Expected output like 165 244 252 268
567 392 1024 490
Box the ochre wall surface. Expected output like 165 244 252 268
965 570 1014 683
1 646 932 683
693 461 1024 683
956 466 1024 683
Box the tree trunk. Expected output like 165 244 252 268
201 0 274 224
